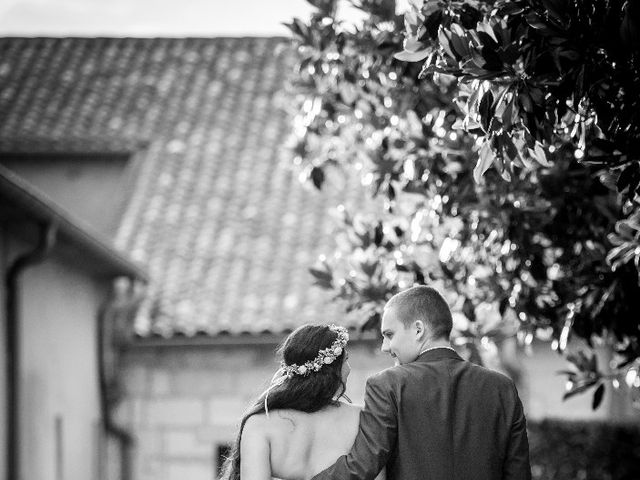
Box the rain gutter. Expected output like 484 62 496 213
5 222 57 480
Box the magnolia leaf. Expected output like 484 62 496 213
307 0 336 16
525 12 550 31
452 118 465 130
533 143 552 166
542 0 569 23
450 23 466 39
607 232 626 246
502 134 519 162
310 166 325 189
617 162 640 193
606 244 637 270
394 48 430 62
404 37 424 51
473 141 494 183
449 29 469 58
563 380 598 400
477 21 499 43
615 217 638 237
339 83 358 105
466 118 481 130
424 9 443 39
438 26 457 59
479 90 494 132
480 45 503 70
592 383 605 410
623 214 640 231
467 85 482 111
294 17 310 39
519 92 533 113
497 2 526 16
406 109 424 135
309 267 334 289
598 171 619 190
360 259 379 277
493 87 510 117
502 97 516 129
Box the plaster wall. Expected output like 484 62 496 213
18 257 109 480
0 225 9 480
0 155 132 238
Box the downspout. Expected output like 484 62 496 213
97 278 141 480
5 222 57 480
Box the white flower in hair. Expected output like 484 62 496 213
280 325 349 377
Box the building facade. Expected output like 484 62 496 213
0 165 145 480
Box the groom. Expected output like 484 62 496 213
312 285 531 480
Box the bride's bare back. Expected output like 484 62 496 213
240 402 384 480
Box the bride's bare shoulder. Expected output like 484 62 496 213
335 401 363 422
245 404 361 433
249 409 310 436
338 400 363 411
242 413 269 436
340 401 363 412
242 411 301 445
240 415 269 456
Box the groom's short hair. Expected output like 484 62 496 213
385 285 453 340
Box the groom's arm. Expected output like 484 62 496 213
503 385 532 480
312 372 397 480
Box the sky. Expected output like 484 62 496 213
0 0 315 36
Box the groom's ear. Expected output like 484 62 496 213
414 320 426 339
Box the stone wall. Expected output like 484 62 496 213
118 339 639 480
118 341 391 480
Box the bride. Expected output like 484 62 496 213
220 324 385 480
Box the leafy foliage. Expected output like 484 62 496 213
285 0 640 408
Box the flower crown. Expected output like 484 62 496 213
281 325 349 377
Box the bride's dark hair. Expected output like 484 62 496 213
219 324 348 480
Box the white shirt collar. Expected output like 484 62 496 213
418 345 456 356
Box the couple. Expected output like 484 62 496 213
221 285 532 480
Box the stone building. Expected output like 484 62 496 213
1 37 637 480
0 164 145 480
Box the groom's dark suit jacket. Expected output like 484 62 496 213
312 348 531 480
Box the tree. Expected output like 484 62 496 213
285 0 640 409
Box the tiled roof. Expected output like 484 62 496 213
0 37 363 337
